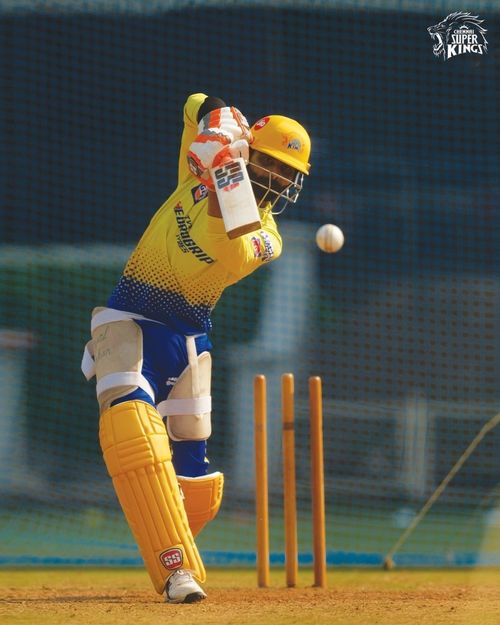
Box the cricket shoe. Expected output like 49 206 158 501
165 569 207 604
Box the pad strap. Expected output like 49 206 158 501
157 396 212 417
81 340 96 380
91 308 161 333
96 371 155 403
186 335 200 396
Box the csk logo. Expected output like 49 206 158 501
287 138 302 151
428 12 488 61
282 135 303 153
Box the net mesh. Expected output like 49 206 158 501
1 2 499 569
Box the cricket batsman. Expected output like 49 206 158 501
81 93 311 602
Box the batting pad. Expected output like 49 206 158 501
178 471 224 537
99 400 206 593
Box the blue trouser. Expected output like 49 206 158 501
110 320 213 477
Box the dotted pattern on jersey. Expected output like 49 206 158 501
108 245 228 332
108 275 213 333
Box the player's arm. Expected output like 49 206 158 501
204 209 282 280
178 94 226 185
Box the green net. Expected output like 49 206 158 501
1 1 498 570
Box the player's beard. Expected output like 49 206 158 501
250 176 289 209
251 181 270 207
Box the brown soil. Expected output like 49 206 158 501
0 569 498 625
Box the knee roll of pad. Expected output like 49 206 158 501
99 400 206 593
178 471 224 537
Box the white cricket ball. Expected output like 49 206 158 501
315 224 344 253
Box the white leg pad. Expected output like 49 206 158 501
157 338 212 442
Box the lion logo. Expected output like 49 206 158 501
428 12 487 61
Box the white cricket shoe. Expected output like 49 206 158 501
165 569 207 604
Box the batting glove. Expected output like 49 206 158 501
187 107 252 188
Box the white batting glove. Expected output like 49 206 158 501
211 139 250 168
187 107 252 188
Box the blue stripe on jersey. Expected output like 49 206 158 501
108 275 213 334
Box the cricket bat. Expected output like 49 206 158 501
210 157 261 239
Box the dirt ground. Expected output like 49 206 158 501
0 568 499 625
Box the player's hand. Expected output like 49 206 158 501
199 106 252 145
187 107 252 187
188 139 250 191
211 139 250 169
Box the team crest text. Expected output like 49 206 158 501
428 12 488 61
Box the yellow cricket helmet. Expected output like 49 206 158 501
250 115 311 175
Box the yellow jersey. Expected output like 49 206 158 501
108 93 282 334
